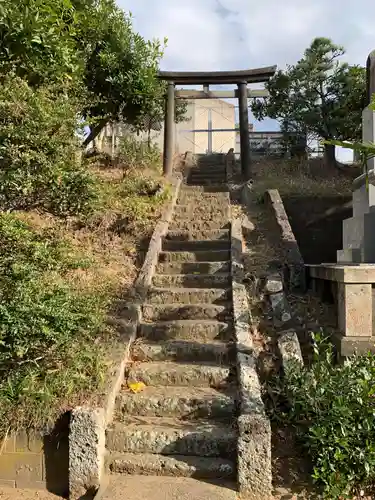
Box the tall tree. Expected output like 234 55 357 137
252 38 366 168
0 0 187 145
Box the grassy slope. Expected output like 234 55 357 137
0 160 170 435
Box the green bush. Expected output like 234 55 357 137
0 74 97 216
0 213 106 431
118 134 162 172
279 333 375 498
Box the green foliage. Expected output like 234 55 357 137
252 37 366 161
277 333 375 498
118 135 162 172
323 96 375 182
0 0 182 144
0 213 106 431
0 74 97 215
0 0 82 86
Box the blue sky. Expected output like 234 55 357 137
118 0 375 161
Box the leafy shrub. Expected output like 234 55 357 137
279 333 375 498
0 74 97 216
117 134 161 172
0 213 106 431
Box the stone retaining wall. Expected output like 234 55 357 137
231 218 272 498
264 189 305 292
0 424 69 495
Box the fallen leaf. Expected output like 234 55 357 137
128 381 146 393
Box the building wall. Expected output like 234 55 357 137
91 98 235 156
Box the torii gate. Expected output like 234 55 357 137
158 66 277 179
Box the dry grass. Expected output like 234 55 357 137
0 161 170 432
16 165 168 299
250 157 356 199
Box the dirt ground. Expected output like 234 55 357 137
250 158 357 265
0 488 63 499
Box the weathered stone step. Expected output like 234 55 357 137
188 177 226 184
176 197 228 206
127 360 231 388
175 205 229 217
188 180 227 186
152 273 231 288
162 240 230 252
156 261 230 275
108 452 235 479
169 219 230 230
147 287 231 306
142 303 231 321
165 230 229 241
131 339 233 363
106 418 237 457
159 250 230 262
116 386 235 419
180 185 228 192
139 319 233 341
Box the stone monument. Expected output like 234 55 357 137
337 50 375 264
308 50 375 356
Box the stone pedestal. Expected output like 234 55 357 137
307 264 375 356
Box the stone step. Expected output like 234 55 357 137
165 230 229 241
138 320 233 341
176 196 229 205
127 361 231 388
188 180 227 187
156 261 230 275
142 303 231 321
174 205 229 217
131 339 233 363
159 250 230 263
106 418 237 457
147 287 232 305
116 386 235 419
162 240 230 252
108 452 236 479
98 475 238 500
169 220 230 230
188 177 226 184
180 185 228 193
152 273 231 288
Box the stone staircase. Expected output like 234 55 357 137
103 159 238 496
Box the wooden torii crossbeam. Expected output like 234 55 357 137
158 66 277 178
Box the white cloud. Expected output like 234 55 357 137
118 0 375 146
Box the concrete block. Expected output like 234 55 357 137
337 248 362 264
342 216 364 249
337 282 373 337
237 414 272 498
69 407 105 500
0 453 43 482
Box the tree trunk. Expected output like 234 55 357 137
82 118 108 148
324 142 337 169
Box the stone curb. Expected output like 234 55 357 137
263 270 304 372
278 329 304 374
231 218 272 499
69 176 182 500
264 189 305 292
